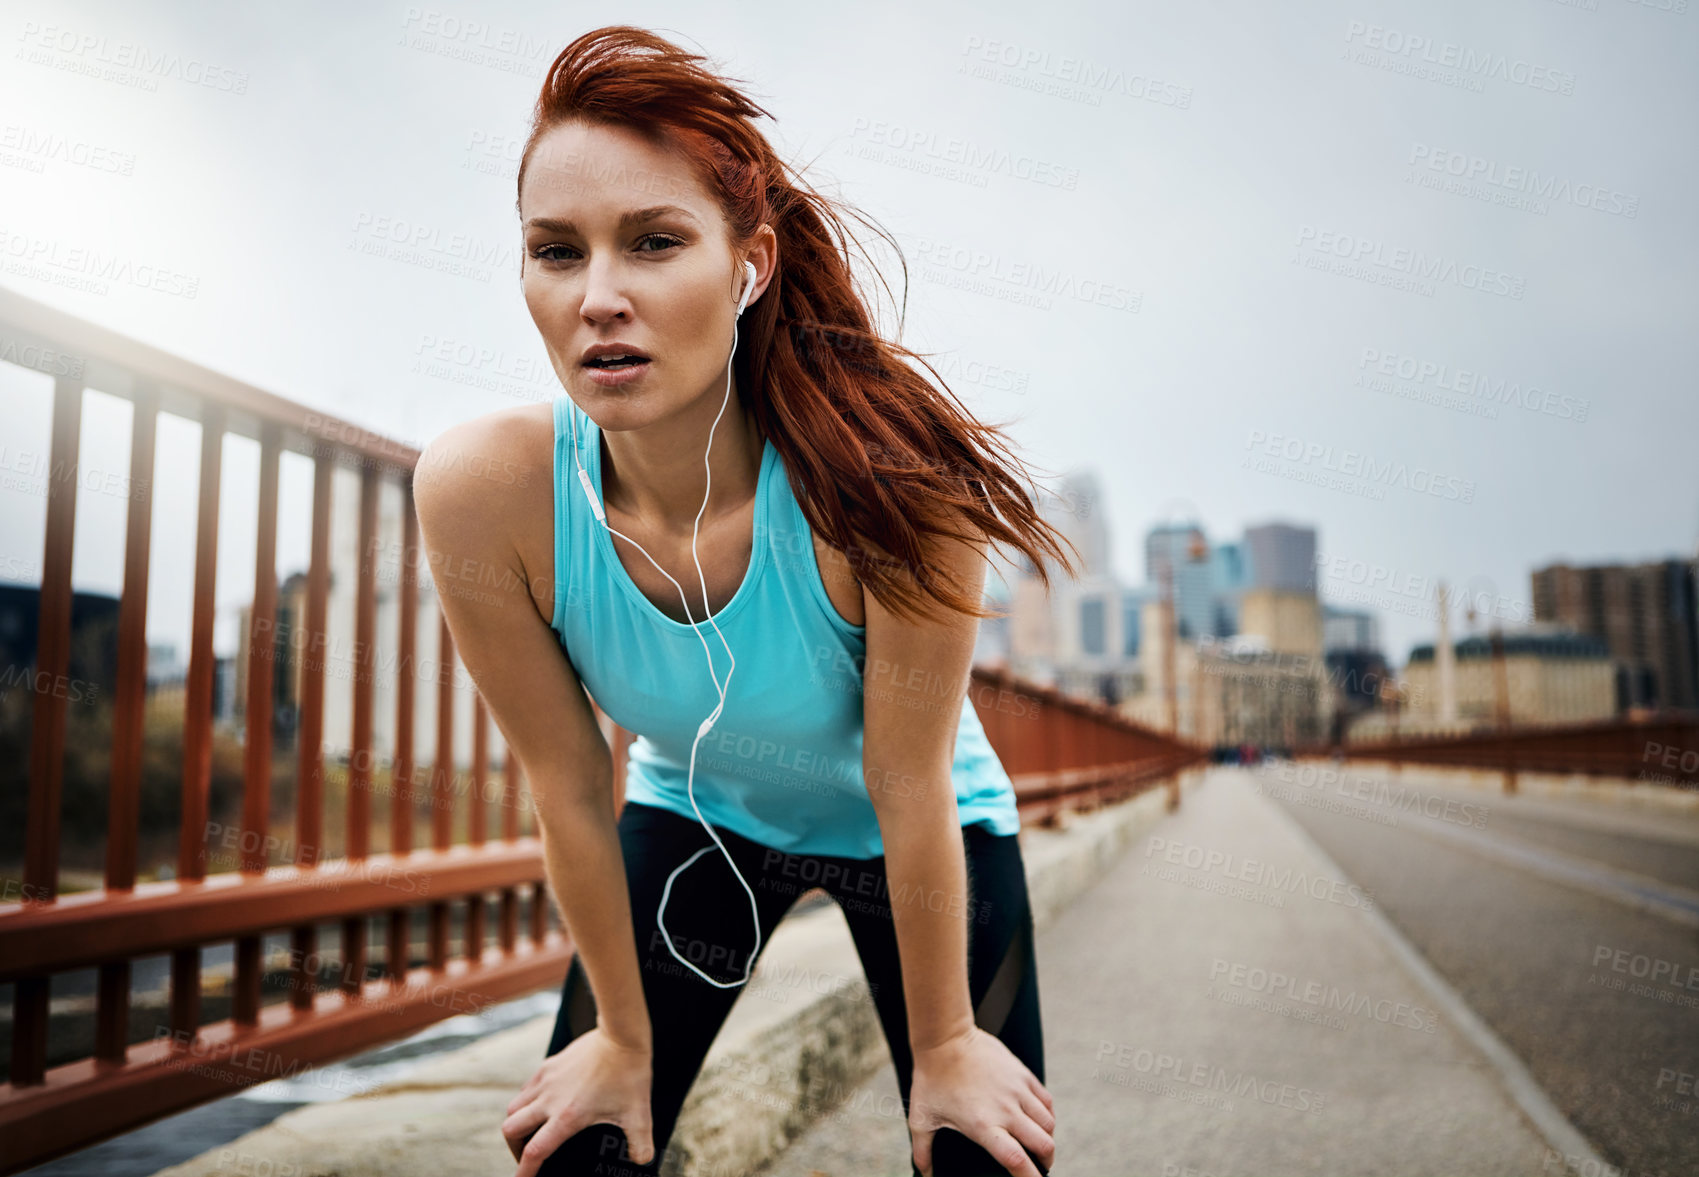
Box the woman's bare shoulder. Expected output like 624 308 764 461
420 399 552 481
422 401 553 465
414 401 557 540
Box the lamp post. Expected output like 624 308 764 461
1378 676 1403 776
1463 573 1516 794
1461 575 1512 731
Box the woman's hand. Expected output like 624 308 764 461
908 1026 1056 1177
502 1026 656 1176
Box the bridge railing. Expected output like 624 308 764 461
1298 713 1699 788
0 286 582 1174
0 286 1200 1174
966 665 1206 821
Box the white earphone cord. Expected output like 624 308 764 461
571 261 763 989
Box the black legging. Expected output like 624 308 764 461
528 799 1047 1177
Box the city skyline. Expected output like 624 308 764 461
2 0 1695 671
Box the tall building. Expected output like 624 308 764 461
1132 567 1337 747
1239 588 1322 658
1061 470 1111 578
1322 605 1381 654
1121 585 1154 657
1530 558 1699 711
1245 522 1317 593
1005 477 1131 701
1030 470 1110 580
1145 524 1215 641
1317 600 1390 737
1211 541 1248 636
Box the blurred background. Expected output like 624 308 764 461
1 2 1695 1176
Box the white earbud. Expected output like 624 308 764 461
736 260 757 317
567 257 765 990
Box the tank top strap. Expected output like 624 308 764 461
550 395 585 635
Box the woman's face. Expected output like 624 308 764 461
519 119 763 428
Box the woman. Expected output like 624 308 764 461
414 26 1080 1177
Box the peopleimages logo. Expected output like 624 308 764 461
959 36 1195 108
1407 143 1637 219
1245 430 1476 504
397 7 551 78
1143 836 1376 911
1343 21 1576 96
1294 225 1526 300
0 337 83 378
0 228 201 299
849 118 1081 190
1357 347 1589 423
913 238 1141 313
0 124 137 175
1267 763 1491 830
16 21 250 94
348 212 518 282
1093 1040 1326 1113
1209 958 1440 1033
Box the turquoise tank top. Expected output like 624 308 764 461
548 396 1022 859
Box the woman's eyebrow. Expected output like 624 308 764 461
523 205 700 235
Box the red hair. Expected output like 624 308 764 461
518 26 1082 623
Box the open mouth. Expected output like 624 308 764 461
583 355 650 370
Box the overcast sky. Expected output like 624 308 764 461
1 0 1694 665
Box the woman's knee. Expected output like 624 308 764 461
920 1125 1050 1177
532 1121 658 1177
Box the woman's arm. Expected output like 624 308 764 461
861 530 1055 1177
859 530 988 1049
413 411 650 1052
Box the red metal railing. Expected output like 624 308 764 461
0 286 1201 1173
0 287 570 1173
1300 713 1699 787
968 666 1206 821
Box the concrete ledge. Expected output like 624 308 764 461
148 772 1204 1177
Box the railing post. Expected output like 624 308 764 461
96 380 158 1063
343 462 380 1001
171 402 224 1043
288 450 333 1014
388 481 419 985
430 614 456 970
241 424 282 876
297 451 333 868
348 463 379 858
232 425 281 1026
22 376 83 905
468 696 490 961
104 382 157 893
10 376 83 1089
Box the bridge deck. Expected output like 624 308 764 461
767 767 1563 1176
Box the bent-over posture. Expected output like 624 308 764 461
416 25 1081 1177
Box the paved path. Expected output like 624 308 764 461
760 767 1562 1176
1264 762 1699 1177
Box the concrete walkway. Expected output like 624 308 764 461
144 767 1577 1176
762 768 1560 1176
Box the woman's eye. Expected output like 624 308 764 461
529 236 681 264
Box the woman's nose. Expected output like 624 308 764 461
579 258 631 320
